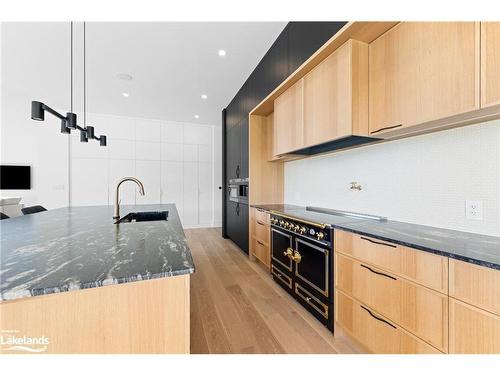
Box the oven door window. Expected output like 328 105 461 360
271 228 293 272
294 238 329 298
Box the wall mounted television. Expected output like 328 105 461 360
0 165 31 190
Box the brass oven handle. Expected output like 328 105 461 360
292 250 302 264
283 248 302 263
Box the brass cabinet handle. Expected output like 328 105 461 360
360 236 397 248
360 305 397 329
360 264 397 281
370 123 403 135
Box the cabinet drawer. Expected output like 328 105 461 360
449 259 500 315
252 237 270 268
335 291 441 354
336 253 448 352
334 230 448 293
253 208 270 225
253 220 269 245
449 298 500 354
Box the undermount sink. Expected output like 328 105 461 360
114 211 168 224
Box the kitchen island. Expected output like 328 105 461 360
0 204 194 354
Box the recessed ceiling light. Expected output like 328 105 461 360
116 73 133 81
217 49 226 57
201 94 208 100
194 115 199 119
122 92 129 98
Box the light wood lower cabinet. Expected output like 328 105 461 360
249 207 271 269
336 253 448 352
449 298 500 354
449 259 500 315
335 230 448 293
336 291 441 354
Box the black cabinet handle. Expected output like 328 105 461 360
256 221 265 226
360 264 397 281
236 165 240 178
360 305 397 329
236 203 240 216
370 123 403 135
257 240 265 246
360 236 397 248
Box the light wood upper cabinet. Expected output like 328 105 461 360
369 22 479 135
273 79 303 156
481 22 500 108
303 39 368 147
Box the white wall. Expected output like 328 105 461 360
1 23 71 209
70 112 220 228
285 120 500 237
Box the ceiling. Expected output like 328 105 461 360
1 22 286 125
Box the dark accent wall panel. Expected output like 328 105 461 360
222 21 347 252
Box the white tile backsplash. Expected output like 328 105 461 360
284 119 500 236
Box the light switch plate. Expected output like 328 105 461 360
466 200 483 220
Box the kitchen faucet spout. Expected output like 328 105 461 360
113 177 145 220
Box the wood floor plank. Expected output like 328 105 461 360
186 228 360 354
225 284 285 354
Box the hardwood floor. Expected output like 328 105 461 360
185 227 361 354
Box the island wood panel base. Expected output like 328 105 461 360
0 275 190 354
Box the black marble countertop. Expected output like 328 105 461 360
252 204 500 270
0 204 195 301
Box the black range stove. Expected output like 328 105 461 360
270 213 334 330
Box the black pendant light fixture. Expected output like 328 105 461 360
30 21 106 146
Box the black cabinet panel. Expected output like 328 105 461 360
287 22 347 74
240 116 249 179
226 201 249 254
226 122 241 180
223 21 346 251
226 200 238 242
251 27 289 101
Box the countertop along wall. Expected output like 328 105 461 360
284 119 500 237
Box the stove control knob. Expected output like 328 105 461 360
309 228 316 236
316 231 325 241
294 224 300 232
299 226 307 234
279 220 285 226
284 221 289 228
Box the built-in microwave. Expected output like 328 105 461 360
228 178 249 204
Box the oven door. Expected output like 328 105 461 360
294 237 331 301
271 227 293 273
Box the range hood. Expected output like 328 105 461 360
286 135 381 157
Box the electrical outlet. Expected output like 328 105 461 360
466 200 483 220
